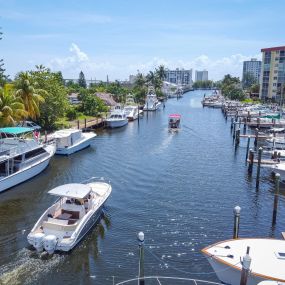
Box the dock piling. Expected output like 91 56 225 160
245 136 250 162
233 206 241 239
248 149 254 174
256 147 263 189
231 118 234 132
254 128 259 147
272 173 280 225
240 246 251 285
235 129 240 145
137 232 145 285
77 120 80 129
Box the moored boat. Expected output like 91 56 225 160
106 106 128 128
0 127 55 193
52 129 96 155
202 238 285 285
143 86 161 111
27 177 112 254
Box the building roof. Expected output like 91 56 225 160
261 46 285 52
95 92 117 106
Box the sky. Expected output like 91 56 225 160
0 0 284 81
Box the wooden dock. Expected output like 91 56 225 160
76 117 105 131
246 158 279 165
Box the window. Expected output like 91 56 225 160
274 77 278 80
25 148 47 160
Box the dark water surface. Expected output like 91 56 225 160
0 90 285 285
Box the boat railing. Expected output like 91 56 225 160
114 276 222 285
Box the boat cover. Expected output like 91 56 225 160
48 183 91 199
0 127 33 135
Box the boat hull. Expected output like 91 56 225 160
55 133 96 155
206 257 263 285
106 119 128 128
0 147 55 193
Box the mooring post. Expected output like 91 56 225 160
257 117 260 129
239 117 241 128
231 117 234 132
245 136 250 162
77 120 80 129
84 118 87 129
137 106 140 124
233 120 236 139
254 128 259 147
243 117 246 133
256 147 263 189
248 149 254 174
44 130 47 143
233 206 241 239
240 246 251 285
272 173 280 225
235 129 240 145
137 232 145 285
273 150 278 159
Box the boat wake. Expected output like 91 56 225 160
150 131 174 154
0 248 64 285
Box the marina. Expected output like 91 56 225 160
1 90 285 284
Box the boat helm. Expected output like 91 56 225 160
32 232 45 252
43 235 57 254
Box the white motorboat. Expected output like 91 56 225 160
265 137 285 149
106 105 128 128
123 94 141 121
0 127 55 193
168 114 181 131
143 86 161 111
52 129 96 155
27 177 112 254
202 238 285 285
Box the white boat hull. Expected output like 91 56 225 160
143 102 161 111
206 257 263 285
106 119 128 128
55 133 96 155
0 145 55 193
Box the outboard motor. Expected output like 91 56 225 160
43 235 57 254
32 232 45 252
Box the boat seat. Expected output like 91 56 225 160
47 217 68 225
61 209 80 219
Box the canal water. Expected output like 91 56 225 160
0 90 285 285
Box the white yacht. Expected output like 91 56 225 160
0 127 55 193
202 238 285 285
52 129 96 155
27 177 112 254
106 105 128 128
123 94 141 121
143 86 161 111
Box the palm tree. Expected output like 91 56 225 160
15 72 46 119
146 71 155 86
0 87 27 127
155 65 166 81
134 73 145 89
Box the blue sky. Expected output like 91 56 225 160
0 0 284 81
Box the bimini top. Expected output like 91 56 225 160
169 114 181 118
0 127 34 135
48 183 91 199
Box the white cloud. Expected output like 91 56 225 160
48 43 262 81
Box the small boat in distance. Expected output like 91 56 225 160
106 105 128 128
143 86 161 111
0 127 55 193
52 129 96 155
168 114 181 131
27 177 112 254
202 238 285 285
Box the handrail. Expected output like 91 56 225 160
115 276 222 285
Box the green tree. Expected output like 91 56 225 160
155 65 166 81
29 67 68 130
78 71 87 88
242 72 257 89
0 86 27 127
14 72 45 119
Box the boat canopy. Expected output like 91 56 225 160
169 114 181 119
0 127 34 135
48 183 91 199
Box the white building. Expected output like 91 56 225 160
195 70 208 82
165 68 192 85
242 58 261 86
